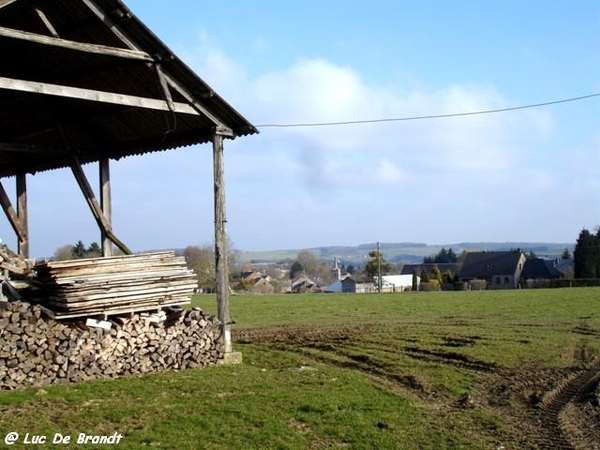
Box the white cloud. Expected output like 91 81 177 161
176 42 579 249
226 58 552 175
376 158 404 184
189 41 553 176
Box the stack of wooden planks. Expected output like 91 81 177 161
33 251 197 319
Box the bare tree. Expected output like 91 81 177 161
53 245 75 261
184 244 216 292
183 240 239 292
293 250 333 285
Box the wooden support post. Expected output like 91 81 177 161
212 131 239 363
0 180 27 252
69 154 131 255
213 133 230 352
99 159 113 256
16 174 28 258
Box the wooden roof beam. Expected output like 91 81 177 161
34 7 60 38
0 0 17 10
81 0 139 51
0 26 153 61
0 143 56 154
165 74 232 134
0 76 200 115
79 0 232 133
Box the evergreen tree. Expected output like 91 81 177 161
447 248 457 262
86 242 101 257
442 269 454 284
412 270 418 291
364 250 392 279
574 228 599 278
438 248 448 263
73 240 86 258
290 261 304 279
431 264 443 284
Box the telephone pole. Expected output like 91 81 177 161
377 241 382 292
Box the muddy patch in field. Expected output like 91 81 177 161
234 325 364 346
311 349 426 393
403 346 496 372
440 335 481 348
571 324 600 337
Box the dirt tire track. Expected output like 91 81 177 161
537 363 600 450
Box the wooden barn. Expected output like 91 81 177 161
0 0 257 358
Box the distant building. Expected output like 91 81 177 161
291 274 319 293
553 258 574 278
377 275 419 292
341 277 376 293
340 277 356 293
237 270 274 294
322 280 342 293
457 251 526 289
521 258 564 281
331 257 342 281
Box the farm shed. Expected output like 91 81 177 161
0 0 257 357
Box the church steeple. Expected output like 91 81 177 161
332 257 342 281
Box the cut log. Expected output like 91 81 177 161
0 301 224 390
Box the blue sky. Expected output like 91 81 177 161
3 1 599 257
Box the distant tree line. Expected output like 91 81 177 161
53 240 102 261
423 247 458 264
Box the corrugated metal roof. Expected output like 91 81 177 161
0 0 257 177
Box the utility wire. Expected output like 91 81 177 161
255 92 600 129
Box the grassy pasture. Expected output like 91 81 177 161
1 288 599 449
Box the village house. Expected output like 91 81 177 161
341 276 376 293
457 251 527 289
291 274 319 293
322 257 377 293
236 271 275 294
520 257 566 288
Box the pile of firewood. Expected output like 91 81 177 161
0 244 32 276
33 251 197 318
0 301 223 390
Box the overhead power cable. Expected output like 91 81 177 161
255 92 600 129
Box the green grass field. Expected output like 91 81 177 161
1 288 599 449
